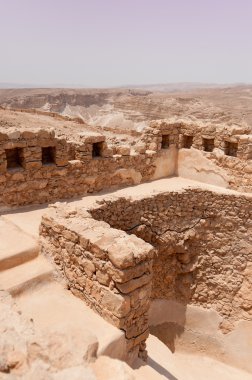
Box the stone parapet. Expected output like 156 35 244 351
0 118 252 208
141 120 252 192
0 127 177 207
142 119 252 159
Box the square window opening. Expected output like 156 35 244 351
183 135 193 149
92 142 103 158
161 135 170 149
203 138 215 152
5 148 23 169
225 141 238 157
42 146 56 165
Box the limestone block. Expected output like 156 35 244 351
116 146 131 156
96 270 110 286
0 161 7 173
8 130 21 139
134 143 146 154
116 273 152 294
21 131 36 139
0 174 6 183
10 172 25 181
148 142 158 151
29 180 48 190
107 241 134 269
78 133 105 144
105 261 152 283
23 161 42 170
38 138 56 147
38 129 54 139
82 259 96 278
55 158 69 167
4 141 27 149
0 132 8 141
100 288 131 318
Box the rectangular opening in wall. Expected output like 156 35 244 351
42 146 56 165
5 148 23 170
224 141 238 157
92 142 103 158
183 135 193 149
203 138 215 152
161 135 170 149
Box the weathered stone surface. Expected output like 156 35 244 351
116 273 152 294
91 356 135 380
0 291 101 379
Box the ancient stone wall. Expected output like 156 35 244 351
142 120 252 192
90 188 252 331
143 120 252 160
0 129 175 207
39 206 154 363
0 118 251 208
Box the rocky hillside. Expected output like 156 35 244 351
0 85 251 132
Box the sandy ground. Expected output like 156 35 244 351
134 335 252 380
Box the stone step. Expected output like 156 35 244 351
0 217 38 271
0 255 53 296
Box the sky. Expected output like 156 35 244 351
0 0 251 87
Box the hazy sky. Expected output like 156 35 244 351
0 0 251 87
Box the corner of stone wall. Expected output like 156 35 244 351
39 205 154 363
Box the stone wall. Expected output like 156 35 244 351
0 128 175 208
89 188 252 330
0 118 251 208
143 120 252 160
39 206 154 363
142 120 252 192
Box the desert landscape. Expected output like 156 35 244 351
1 84 252 129
0 84 252 379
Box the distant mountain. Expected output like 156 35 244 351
0 82 247 91
0 83 40 89
121 82 246 93
0 83 91 89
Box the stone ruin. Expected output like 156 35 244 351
0 118 252 207
0 112 252 375
40 185 252 364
